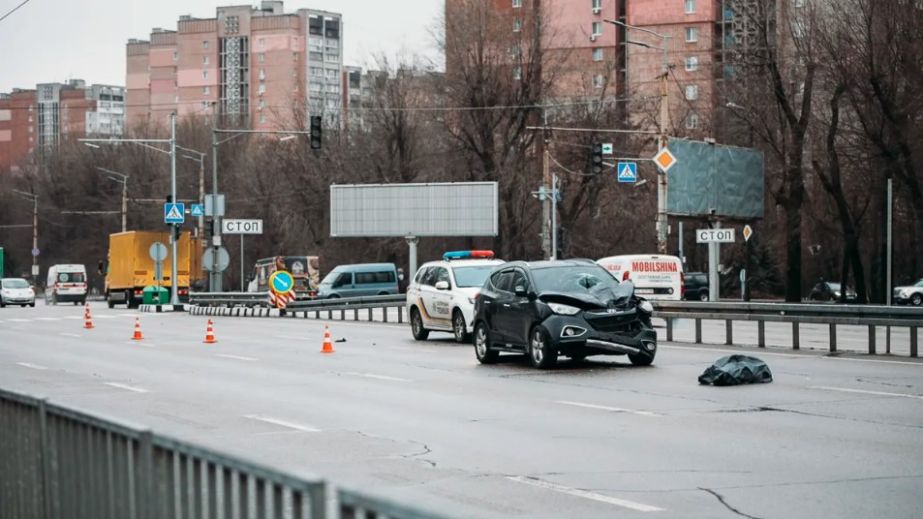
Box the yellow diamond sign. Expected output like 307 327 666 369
653 148 677 172
743 224 753 242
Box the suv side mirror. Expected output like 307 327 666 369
435 280 450 290
514 285 528 297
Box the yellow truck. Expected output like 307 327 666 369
105 231 205 308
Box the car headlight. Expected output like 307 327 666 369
638 300 654 314
834 291 841 297
548 302 580 315
901 290 911 297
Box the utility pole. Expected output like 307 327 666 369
169 113 179 306
96 168 129 232
12 190 38 278
210 102 222 292
542 133 552 259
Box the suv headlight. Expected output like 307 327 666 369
638 300 654 314
548 302 580 315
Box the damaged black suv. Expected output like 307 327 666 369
472 260 657 369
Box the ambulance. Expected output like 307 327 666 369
596 254 684 301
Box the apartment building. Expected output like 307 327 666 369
126 1 343 132
446 0 787 138
0 80 125 174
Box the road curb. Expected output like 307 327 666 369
139 304 188 313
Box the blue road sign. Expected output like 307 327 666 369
269 270 295 295
190 204 205 217
617 162 638 183
164 203 186 224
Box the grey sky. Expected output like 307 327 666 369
0 0 443 92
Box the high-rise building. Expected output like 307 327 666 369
0 80 125 174
126 1 344 132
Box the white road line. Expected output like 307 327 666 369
341 371 412 383
507 476 664 512
8 318 30 322
215 354 258 362
556 400 660 417
244 415 320 433
660 345 805 359
809 386 923 401
95 315 118 319
820 356 923 367
104 382 149 393
16 362 49 370
36 317 61 321
63 316 83 320
59 333 82 338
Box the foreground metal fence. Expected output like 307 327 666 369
654 301 922 356
0 389 443 519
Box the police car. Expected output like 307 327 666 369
407 251 505 342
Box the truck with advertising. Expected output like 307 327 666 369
105 231 205 308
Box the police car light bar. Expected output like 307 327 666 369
443 250 495 261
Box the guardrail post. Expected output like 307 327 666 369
315 311 320 319
666 318 673 342
695 318 702 344
792 322 800 350
353 309 358 321
911 327 918 358
368 308 373 321
136 431 154 519
327 310 332 320
725 320 733 345
758 321 765 348
868 325 876 355
383 307 388 323
829 323 837 352
398 306 404 324
340 310 345 321
38 399 53 519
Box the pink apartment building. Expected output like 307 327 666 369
126 1 343 132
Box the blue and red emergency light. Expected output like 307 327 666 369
443 250 495 261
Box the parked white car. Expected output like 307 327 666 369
893 279 923 306
406 251 504 342
0 278 36 308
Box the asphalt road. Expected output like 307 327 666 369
2 302 922 518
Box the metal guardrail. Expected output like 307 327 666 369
189 293 409 323
653 301 921 356
0 388 444 519
189 291 272 307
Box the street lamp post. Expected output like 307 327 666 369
96 167 128 232
177 145 206 239
605 18 671 254
12 189 38 279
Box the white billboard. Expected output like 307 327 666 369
330 182 499 237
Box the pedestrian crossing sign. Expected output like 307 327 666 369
617 162 638 183
164 203 185 224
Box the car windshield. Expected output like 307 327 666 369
321 270 340 284
532 265 620 298
452 266 497 288
57 272 85 283
916 280 923 287
3 279 29 289
827 283 841 290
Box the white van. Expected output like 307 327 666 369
596 255 684 301
46 264 88 305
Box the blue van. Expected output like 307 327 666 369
317 263 399 299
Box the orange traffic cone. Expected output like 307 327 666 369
131 317 143 341
83 304 94 330
321 325 335 354
203 319 217 344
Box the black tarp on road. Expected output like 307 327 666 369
698 355 773 386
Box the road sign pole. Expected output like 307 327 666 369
406 236 419 281
240 235 244 292
170 113 179 306
210 104 222 293
708 222 721 302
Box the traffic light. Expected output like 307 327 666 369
590 143 603 175
172 224 181 242
310 115 322 150
97 260 104 275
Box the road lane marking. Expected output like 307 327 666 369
8 318 30 322
660 345 804 359
244 415 319 433
104 382 149 393
556 400 660 417
36 317 61 321
16 362 49 370
341 371 412 383
64 316 83 320
820 356 923 367
809 386 923 401
506 476 664 512
215 354 258 362
59 333 82 338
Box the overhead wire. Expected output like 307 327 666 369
0 0 31 23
